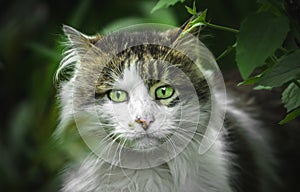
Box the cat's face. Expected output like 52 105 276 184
97 61 193 149
90 41 210 149
100 64 180 148
58 25 223 167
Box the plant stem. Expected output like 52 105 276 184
278 46 289 54
205 22 239 33
270 55 278 65
293 80 300 89
216 43 237 61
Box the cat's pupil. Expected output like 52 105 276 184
116 91 121 98
161 87 166 95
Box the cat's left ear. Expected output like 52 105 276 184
62 25 102 54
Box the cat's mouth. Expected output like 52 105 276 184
113 133 168 149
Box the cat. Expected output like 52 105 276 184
55 23 280 192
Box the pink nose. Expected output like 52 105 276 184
135 117 154 130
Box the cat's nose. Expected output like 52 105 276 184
135 117 154 130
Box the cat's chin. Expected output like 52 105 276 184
132 136 161 149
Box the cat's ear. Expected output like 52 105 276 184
56 25 103 81
62 25 102 54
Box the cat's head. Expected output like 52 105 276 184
56 24 224 167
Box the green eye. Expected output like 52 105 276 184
108 90 128 102
155 85 174 99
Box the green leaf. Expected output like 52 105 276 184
236 12 289 79
140 1 178 26
279 107 300 125
151 0 185 13
198 9 207 21
257 0 282 15
190 9 208 25
185 5 195 16
192 1 196 13
282 82 300 112
185 1 197 17
238 75 261 86
258 50 300 87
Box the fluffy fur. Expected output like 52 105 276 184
56 25 279 192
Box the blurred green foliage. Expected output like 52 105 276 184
181 0 300 123
0 0 298 191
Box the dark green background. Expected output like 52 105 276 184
0 0 299 191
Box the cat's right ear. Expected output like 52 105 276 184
62 25 102 54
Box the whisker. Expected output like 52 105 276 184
175 128 207 138
118 138 134 184
172 131 203 146
170 119 210 128
106 135 124 185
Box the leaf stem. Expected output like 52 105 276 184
216 43 237 61
270 55 278 65
204 22 239 33
278 46 289 54
293 80 300 89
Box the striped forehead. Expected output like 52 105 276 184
95 44 198 93
115 64 143 90
116 59 169 86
